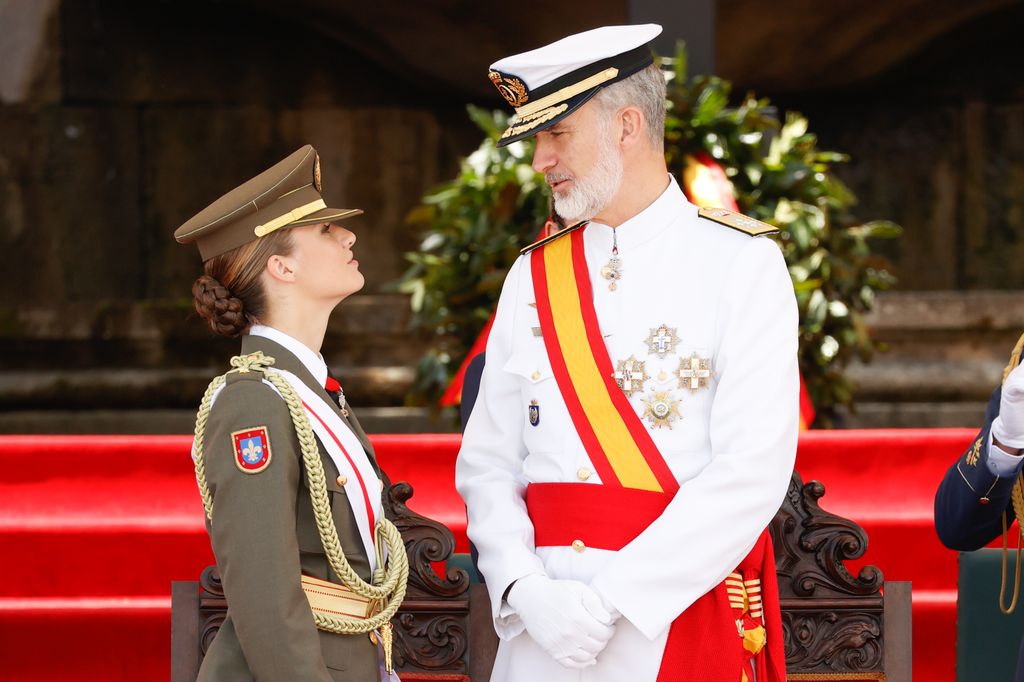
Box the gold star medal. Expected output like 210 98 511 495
612 355 649 397
645 325 679 359
642 391 681 429
677 352 714 393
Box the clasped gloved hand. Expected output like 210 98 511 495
506 574 617 668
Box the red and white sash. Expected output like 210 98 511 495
208 371 381 570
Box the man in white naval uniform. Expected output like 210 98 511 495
456 24 799 682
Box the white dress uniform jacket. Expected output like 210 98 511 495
456 177 799 682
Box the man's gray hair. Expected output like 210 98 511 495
593 63 666 150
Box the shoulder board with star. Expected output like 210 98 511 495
520 221 589 255
698 208 778 237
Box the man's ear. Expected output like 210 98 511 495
619 106 645 148
265 254 296 283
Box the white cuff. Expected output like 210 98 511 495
986 431 1024 477
493 599 526 640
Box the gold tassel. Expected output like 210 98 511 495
382 621 394 673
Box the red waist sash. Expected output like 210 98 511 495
527 482 786 682
528 483 671 549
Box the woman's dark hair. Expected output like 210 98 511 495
191 229 295 337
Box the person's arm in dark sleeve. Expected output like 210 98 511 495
936 386 1021 551
204 374 332 681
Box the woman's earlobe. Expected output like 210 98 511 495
266 255 295 282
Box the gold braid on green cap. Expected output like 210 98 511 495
191 352 409 637
999 332 1024 614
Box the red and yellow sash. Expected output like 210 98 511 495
531 226 677 493
528 225 786 682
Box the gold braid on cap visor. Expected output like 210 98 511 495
501 104 569 139
253 199 327 237
513 67 619 117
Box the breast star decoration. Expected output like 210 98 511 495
613 355 649 397
645 324 679 359
677 352 714 393
642 390 681 429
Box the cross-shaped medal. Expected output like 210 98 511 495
677 352 713 393
645 325 679 359
613 356 649 397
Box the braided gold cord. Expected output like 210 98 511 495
192 374 226 520
192 352 408 634
999 510 1024 614
999 332 1024 614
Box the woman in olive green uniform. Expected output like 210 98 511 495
174 145 408 681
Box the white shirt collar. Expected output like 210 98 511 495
248 324 329 388
586 174 692 252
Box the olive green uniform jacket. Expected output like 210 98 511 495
197 335 382 681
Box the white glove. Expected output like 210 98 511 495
506 574 616 668
993 363 1024 450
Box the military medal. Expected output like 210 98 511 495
642 391 681 429
677 352 714 393
613 356 649 397
529 399 541 426
325 376 350 417
600 227 623 291
645 324 679 358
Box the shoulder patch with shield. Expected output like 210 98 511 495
232 426 272 473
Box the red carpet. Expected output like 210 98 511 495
0 430 977 680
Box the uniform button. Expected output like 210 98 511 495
336 475 348 486
572 539 586 553
531 371 541 381
577 468 591 481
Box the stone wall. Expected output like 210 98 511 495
2 0 1023 431
0 0 474 308
776 2 1024 290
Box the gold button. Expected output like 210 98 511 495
577 468 591 481
336 475 348 486
571 539 586 553
531 371 541 381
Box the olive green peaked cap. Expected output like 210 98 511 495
174 145 362 261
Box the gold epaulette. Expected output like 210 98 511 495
520 220 588 255
698 208 778 237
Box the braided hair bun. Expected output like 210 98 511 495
192 274 249 338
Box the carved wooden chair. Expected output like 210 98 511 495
171 471 911 681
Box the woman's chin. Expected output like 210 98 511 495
334 276 365 301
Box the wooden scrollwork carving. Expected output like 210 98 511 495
772 470 884 600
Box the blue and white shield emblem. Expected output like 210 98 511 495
529 400 540 427
232 426 272 473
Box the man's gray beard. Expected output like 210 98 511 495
552 128 624 224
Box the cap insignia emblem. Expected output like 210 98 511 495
313 154 322 193
488 70 529 108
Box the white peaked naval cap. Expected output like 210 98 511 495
487 24 663 146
